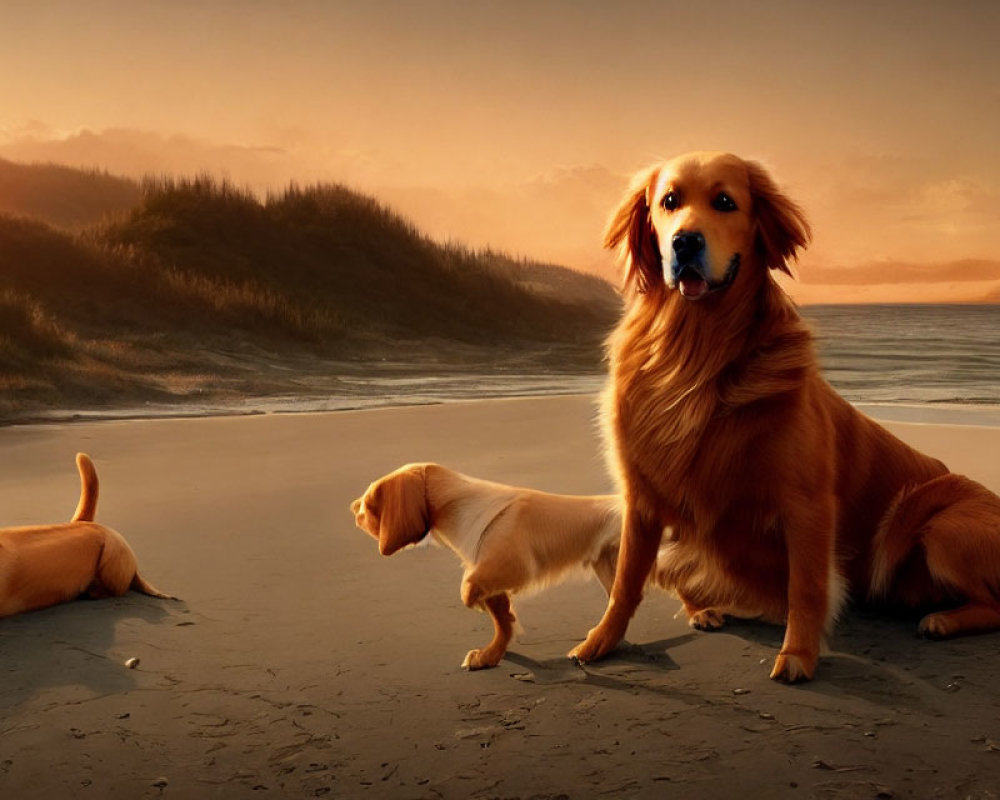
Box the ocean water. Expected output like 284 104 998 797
38 304 998 426
242 304 997 423
804 304 1000 406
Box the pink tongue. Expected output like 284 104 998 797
679 276 709 298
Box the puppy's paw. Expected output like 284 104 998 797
688 608 726 630
769 650 817 683
568 625 620 664
918 612 954 639
462 648 501 670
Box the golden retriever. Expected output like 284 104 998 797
351 463 621 669
0 453 173 617
568 150 1000 682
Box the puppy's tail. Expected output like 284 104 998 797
71 452 99 523
131 573 177 600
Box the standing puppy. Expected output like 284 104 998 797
352 463 621 669
0 453 173 617
569 151 1000 682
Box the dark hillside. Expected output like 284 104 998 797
100 178 617 346
0 175 619 419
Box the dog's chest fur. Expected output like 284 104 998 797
606 293 812 541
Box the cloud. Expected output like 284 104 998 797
800 152 1000 265
801 258 1000 285
782 277 1000 305
0 126 392 194
0 127 292 186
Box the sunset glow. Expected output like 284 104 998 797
2 0 999 303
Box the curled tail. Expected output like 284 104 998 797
71 452 99 523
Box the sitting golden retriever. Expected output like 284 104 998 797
569 150 1000 682
351 463 621 669
0 453 173 617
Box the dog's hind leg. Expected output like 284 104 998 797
915 477 1000 637
89 529 175 601
85 528 138 598
876 474 1000 638
920 603 1000 638
462 593 515 670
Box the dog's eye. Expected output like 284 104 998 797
712 192 738 212
660 192 679 211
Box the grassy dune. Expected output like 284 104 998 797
0 170 619 419
0 157 141 230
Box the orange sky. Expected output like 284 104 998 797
2 0 999 303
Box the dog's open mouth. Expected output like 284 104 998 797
671 254 741 300
677 266 710 299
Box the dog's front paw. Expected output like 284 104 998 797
769 650 817 683
462 648 501 670
917 612 954 639
568 625 621 664
688 608 726 630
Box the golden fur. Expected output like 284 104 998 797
0 453 173 617
351 463 621 669
569 151 1000 682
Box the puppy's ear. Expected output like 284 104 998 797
746 161 811 277
603 166 662 293
377 466 429 556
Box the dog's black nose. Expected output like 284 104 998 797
672 231 705 262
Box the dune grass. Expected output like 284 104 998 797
0 172 618 419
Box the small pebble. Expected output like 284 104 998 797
125 657 141 669
732 688 751 696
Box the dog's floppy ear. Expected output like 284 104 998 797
377 466 429 556
603 166 662 293
746 161 811 277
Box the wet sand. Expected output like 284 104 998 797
1 395 999 799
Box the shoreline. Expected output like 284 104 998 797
8 390 1000 430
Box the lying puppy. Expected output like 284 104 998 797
569 150 1000 682
351 463 620 669
0 453 174 617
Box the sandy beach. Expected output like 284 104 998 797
1 394 999 799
